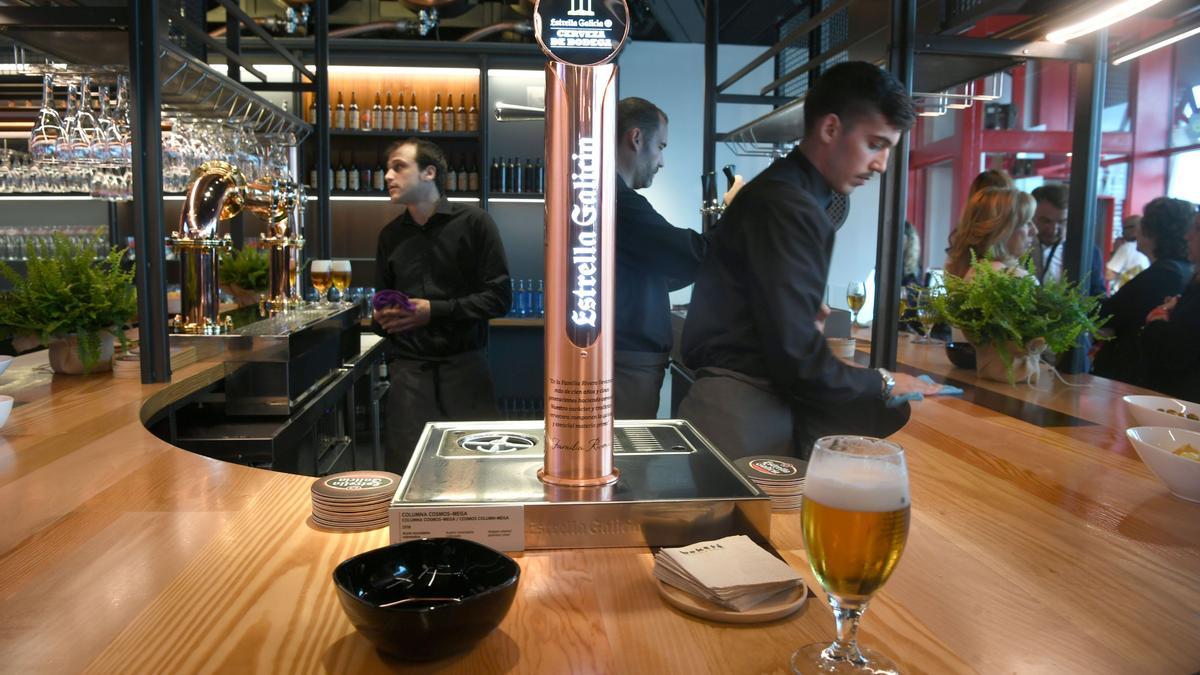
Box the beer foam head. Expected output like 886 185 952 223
804 454 909 512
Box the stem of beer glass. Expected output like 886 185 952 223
825 597 868 664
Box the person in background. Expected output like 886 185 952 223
1140 203 1200 401
1030 183 1106 296
612 97 741 419
1105 215 1151 291
944 187 1036 280
374 138 511 471
901 220 922 287
945 169 1015 255
1093 198 1194 385
679 61 939 461
1030 183 1106 373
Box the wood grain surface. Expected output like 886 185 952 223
0 338 1197 674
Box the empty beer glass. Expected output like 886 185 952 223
793 436 911 674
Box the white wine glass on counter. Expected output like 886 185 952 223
331 260 352 306
846 281 866 326
793 436 911 675
310 259 331 304
911 289 938 344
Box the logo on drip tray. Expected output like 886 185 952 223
534 0 630 66
458 432 539 454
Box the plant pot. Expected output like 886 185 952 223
47 333 114 375
973 338 1046 384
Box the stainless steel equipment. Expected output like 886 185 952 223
171 303 360 415
169 160 305 334
390 420 771 549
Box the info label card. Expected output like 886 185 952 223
393 504 526 552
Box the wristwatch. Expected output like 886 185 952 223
877 368 896 400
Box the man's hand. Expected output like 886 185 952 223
890 372 942 397
815 303 832 334
722 175 745 206
1147 295 1180 323
376 299 432 333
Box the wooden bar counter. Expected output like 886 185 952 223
1 338 1198 674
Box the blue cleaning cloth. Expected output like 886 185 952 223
886 374 963 407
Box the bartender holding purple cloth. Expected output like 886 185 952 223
680 62 939 460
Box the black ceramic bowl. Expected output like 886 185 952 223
333 538 520 661
945 341 977 370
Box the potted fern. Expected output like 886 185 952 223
219 246 269 307
0 233 136 374
929 256 1106 384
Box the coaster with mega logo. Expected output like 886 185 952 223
311 471 401 500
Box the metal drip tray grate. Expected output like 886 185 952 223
436 423 695 459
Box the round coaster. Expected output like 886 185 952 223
656 579 807 624
311 472 401 500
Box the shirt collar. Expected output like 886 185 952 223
787 147 834 209
400 197 454 227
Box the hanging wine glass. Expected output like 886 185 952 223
71 75 101 165
114 74 132 164
96 85 124 168
30 73 63 164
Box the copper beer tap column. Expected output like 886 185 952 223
533 0 630 487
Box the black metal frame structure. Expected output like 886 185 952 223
704 0 1108 371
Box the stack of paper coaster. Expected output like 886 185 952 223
310 471 402 531
734 456 806 512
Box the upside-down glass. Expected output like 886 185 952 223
793 436 910 675
30 73 63 163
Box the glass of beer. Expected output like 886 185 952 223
846 281 866 326
331 260 352 305
793 436 910 675
310 259 331 304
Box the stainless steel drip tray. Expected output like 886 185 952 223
390 420 772 549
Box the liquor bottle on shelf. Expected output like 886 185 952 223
384 91 395 131
431 93 443 132
455 94 467 132
334 154 348 191
494 157 506 193
457 159 469 193
535 158 544 193
347 156 360 191
467 160 480 192
535 279 544 317
373 156 386 192
467 94 479 131
407 92 419 132
370 93 382 130
360 165 372 192
445 161 457 193
514 157 525 193
307 96 317 124
308 166 318 188
348 92 360 130
444 91 455 131
334 91 346 129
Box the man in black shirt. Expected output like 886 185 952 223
680 62 938 460
375 138 511 470
614 98 741 418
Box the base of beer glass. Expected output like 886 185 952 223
790 643 900 674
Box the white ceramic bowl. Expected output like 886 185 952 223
0 395 11 430
1123 395 1200 433
1126 426 1200 502
0 355 11 377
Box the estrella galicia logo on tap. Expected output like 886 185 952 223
534 0 630 66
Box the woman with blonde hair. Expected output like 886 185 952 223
945 187 1037 279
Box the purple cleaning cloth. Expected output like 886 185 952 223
372 289 416 313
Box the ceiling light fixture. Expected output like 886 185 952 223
1046 0 1164 43
1112 23 1200 65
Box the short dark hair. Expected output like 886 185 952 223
1141 197 1194 261
1031 183 1069 211
617 97 667 141
385 137 448 195
803 61 915 135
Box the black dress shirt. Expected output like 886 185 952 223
1141 278 1200 401
682 148 882 404
616 176 708 353
1093 257 1192 384
374 199 511 358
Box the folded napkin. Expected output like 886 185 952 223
886 374 963 407
653 535 803 612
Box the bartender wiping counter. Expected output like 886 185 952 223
679 62 939 460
